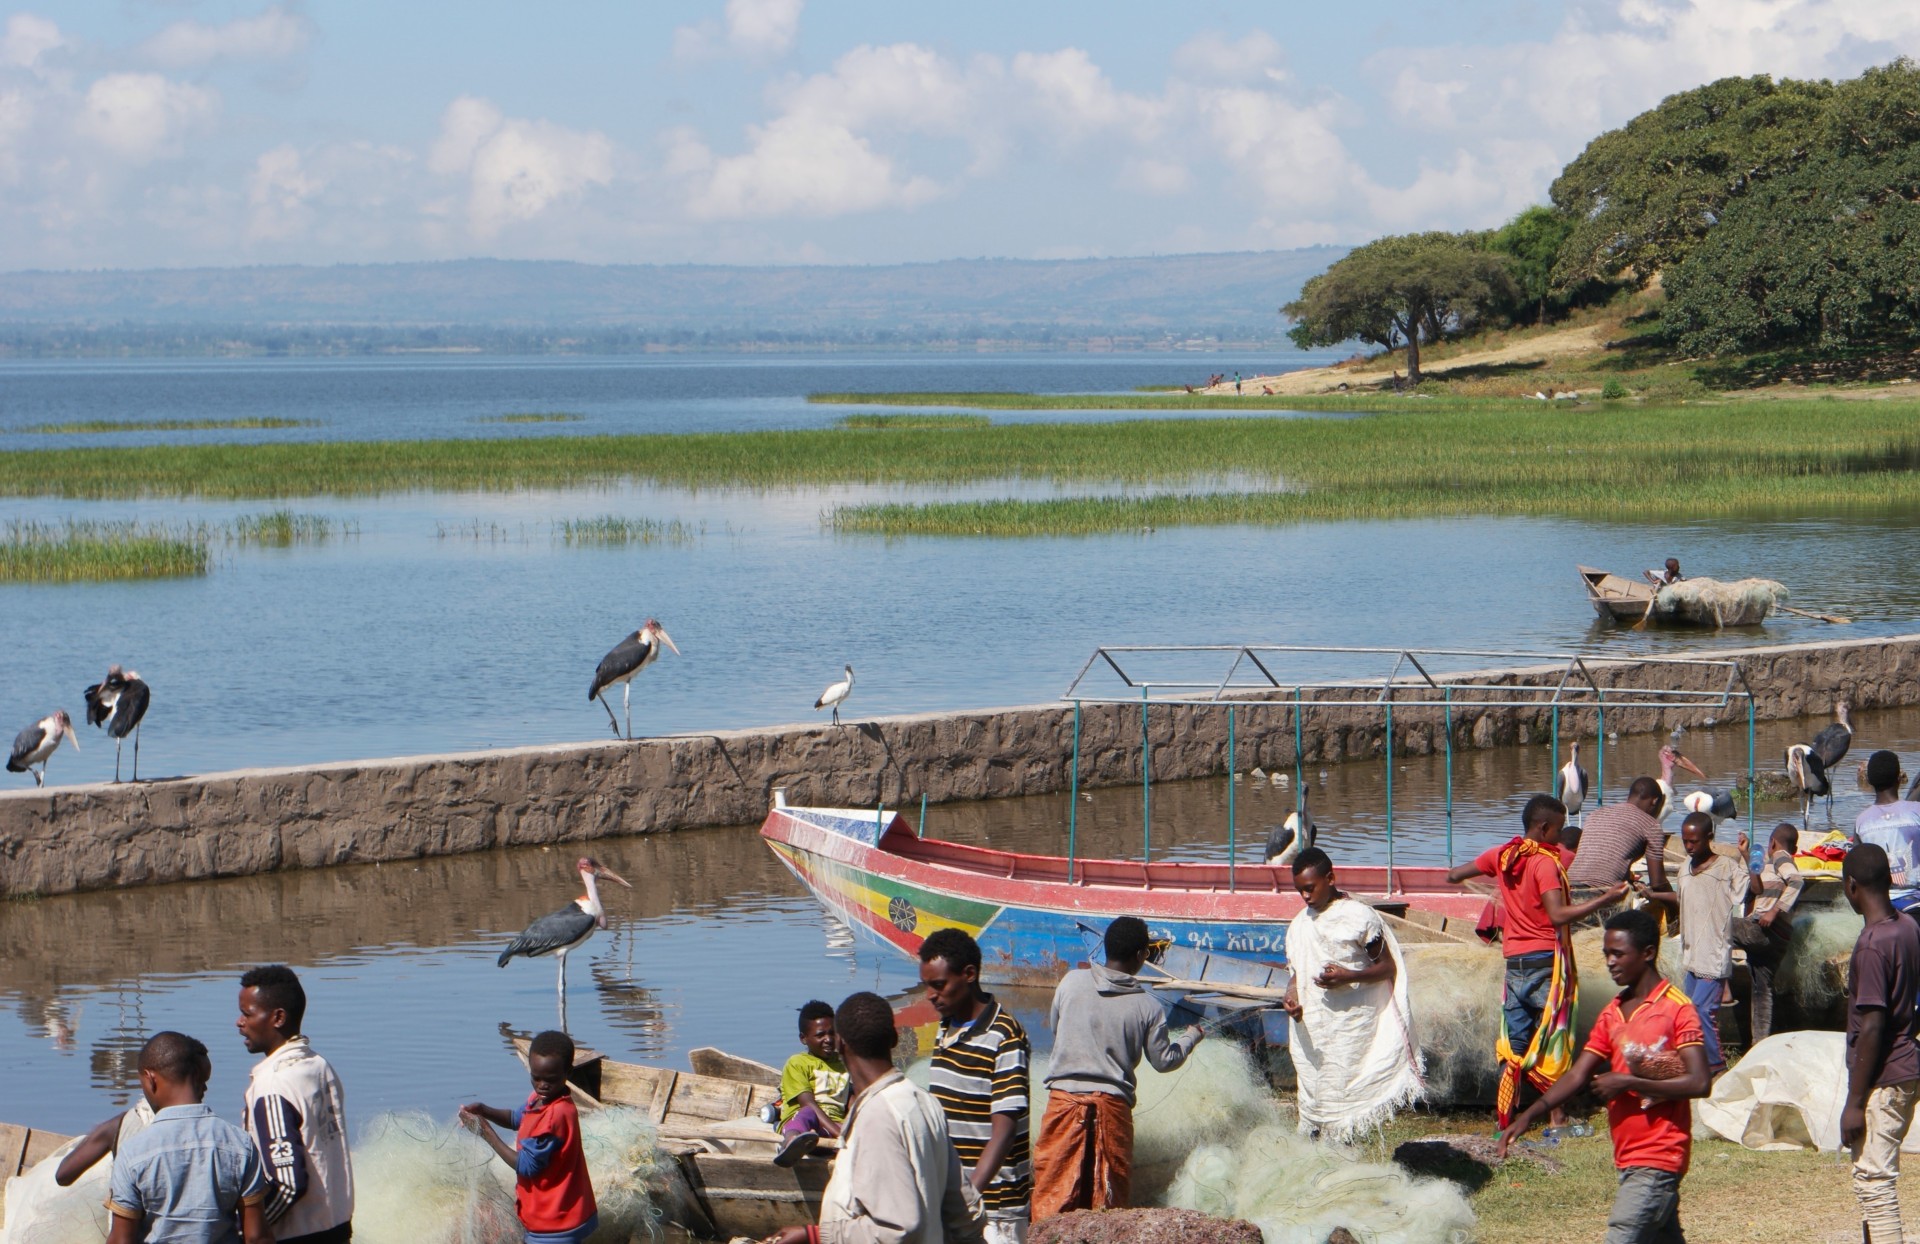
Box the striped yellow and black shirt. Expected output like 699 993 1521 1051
929 997 1032 1215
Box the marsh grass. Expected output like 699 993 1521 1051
14 417 313 434
838 412 992 429
555 515 702 546
475 412 586 424
0 519 208 582
228 510 345 545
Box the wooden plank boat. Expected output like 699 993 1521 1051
1579 564 1660 622
760 794 1487 986
509 1036 824 1240
1579 564 1786 626
0 1122 76 1228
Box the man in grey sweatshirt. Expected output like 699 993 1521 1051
1032 916 1202 1222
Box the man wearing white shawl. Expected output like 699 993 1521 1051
1282 848 1424 1141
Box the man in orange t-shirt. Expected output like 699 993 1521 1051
1502 908 1710 1243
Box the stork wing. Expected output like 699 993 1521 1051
109 680 151 738
1811 724 1852 769
497 906 597 965
589 634 649 699
83 681 115 728
7 723 45 771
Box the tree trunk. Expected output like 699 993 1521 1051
1405 328 1421 385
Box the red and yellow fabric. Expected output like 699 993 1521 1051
1492 837 1578 1128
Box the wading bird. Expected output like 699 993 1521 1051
589 619 679 739
83 665 150 783
497 857 633 1029
1654 743 1705 827
1785 744 1830 827
814 664 854 726
1264 787 1316 866
1810 702 1854 779
8 710 77 787
1555 741 1589 826
1681 787 1738 829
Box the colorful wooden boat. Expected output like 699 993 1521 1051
760 793 1487 984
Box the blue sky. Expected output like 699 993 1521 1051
2 1 1915 270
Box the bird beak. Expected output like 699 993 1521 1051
67 734 78 752
658 630 681 656
595 865 633 890
1675 752 1704 778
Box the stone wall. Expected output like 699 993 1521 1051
2 634 1916 897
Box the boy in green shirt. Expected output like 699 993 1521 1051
775 1000 850 1166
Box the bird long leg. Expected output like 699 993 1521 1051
832 706 840 726
556 950 569 1032
597 692 621 738
131 725 140 783
623 683 632 741
114 737 123 784
31 765 43 788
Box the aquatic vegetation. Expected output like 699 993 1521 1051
475 412 585 424
227 510 345 545
13 417 313 434
838 412 992 429
555 515 702 546
0 519 209 582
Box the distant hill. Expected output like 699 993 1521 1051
0 250 1347 354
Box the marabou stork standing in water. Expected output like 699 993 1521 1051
1654 741 1705 827
497 856 633 1029
1788 701 1853 823
1264 786 1316 866
589 619 679 740
814 665 854 726
83 665 150 783
1555 741 1589 827
8 710 76 786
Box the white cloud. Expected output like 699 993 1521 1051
675 0 804 60
429 96 615 237
74 73 217 161
1012 48 1164 139
142 6 312 69
1 13 63 70
677 114 940 219
247 143 321 239
1171 31 1285 84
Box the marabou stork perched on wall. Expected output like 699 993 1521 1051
1555 741 1589 826
815 665 854 726
498 856 632 1028
83 665 150 783
8 710 76 786
1787 701 1853 823
589 619 679 739
1264 787 1316 866
1654 741 1705 827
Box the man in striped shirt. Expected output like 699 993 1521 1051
920 929 1032 1244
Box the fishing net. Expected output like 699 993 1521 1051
350 1106 667 1244
1777 908 1861 1015
3 1135 113 1244
1654 577 1786 627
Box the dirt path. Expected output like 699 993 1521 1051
1206 323 1614 395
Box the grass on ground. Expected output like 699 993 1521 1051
838 412 992 429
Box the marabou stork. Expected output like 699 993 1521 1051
1654 743 1705 827
1555 741 1589 826
1785 744 1829 827
8 710 76 786
1810 702 1854 781
498 856 633 1028
1264 787 1316 866
1681 787 1738 829
589 619 679 740
83 665 150 783
814 665 855 726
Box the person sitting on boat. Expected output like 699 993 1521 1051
762 992 986 1244
774 1000 852 1166
1448 795 1626 1137
461 1030 599 1244
920 929 1032 1244
1644 558 1684 586
1281 847 1423 1142
1032 916 1202 1223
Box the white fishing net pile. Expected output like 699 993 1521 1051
1655 577 1786 627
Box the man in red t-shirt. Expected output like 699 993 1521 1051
1501 908 1709 1243
1449 794 1625 1130
461 1030 599 1244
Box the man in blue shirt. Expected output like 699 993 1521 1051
1858 751 1920 912
109 1031 272 1244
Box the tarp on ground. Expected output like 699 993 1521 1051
1695 1030 1920 1152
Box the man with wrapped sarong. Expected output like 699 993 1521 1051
1032 916 1201 1221
1451 794 1626 1131
1282 848 1423 1140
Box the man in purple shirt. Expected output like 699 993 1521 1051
1842 843 1920 1244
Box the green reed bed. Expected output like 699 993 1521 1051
555 515 701 546
13 417 314 434
0 520 209 582
227 510 346 545
837 412 992 429
474 412 586 424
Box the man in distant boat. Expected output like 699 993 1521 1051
1281 848 1423 1141
1645 558 1684 586
1032 916 1202 1222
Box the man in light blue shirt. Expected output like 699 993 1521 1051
1856 750 1920 912
109 1031 272 1244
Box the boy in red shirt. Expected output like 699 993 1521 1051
1501 908 1710 1244
462 1030 599 1244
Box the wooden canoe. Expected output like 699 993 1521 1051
1579 564 1659 621
0 1122 77 1229
509 1036 825 1240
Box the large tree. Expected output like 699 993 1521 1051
1490 206 1576 325
1549 73 1833 289
1282 233 1516 384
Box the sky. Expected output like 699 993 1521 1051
2 0 1917 272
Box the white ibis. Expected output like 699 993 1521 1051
498 856 633 1028
1654 743 1705 826
1785 743 1829 827
1264 787 1315 866
1555 741 1589 826
589 619 679 739
8 710 77 786
1681 787 1738 828
83 665 150 783
814 664 854 726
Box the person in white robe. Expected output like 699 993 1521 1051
1282 847 1424 1141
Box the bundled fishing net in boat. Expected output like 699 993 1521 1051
1654 577 1787 627
352 1106 667 1244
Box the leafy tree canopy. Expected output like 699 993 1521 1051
1490 206 1576 324
1282 232 1516 382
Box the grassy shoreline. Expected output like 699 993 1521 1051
8 400 1920 538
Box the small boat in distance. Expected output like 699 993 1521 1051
1578 564 1786 627
760 794 1485 986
